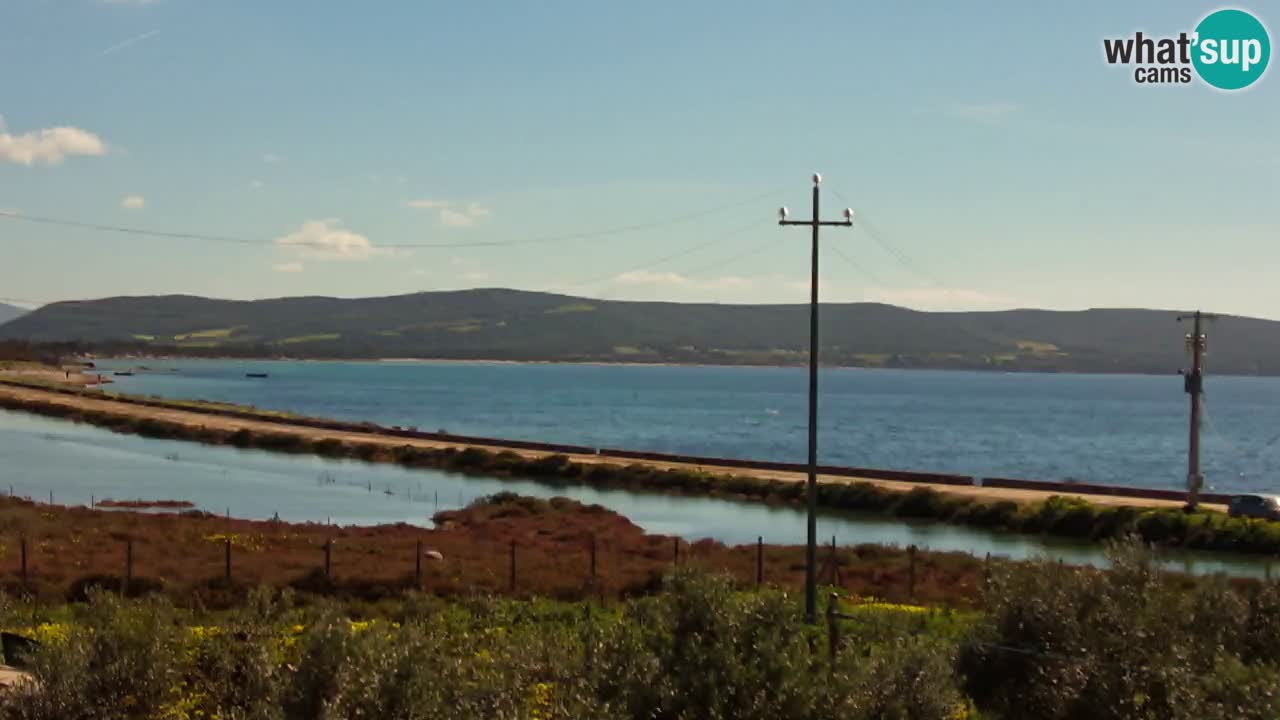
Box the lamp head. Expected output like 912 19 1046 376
778 206 789 220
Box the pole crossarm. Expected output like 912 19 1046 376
780 220 854 227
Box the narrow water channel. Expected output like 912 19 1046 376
0 409 1270 578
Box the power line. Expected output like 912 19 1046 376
828 243 889 287
558 219 761 290
680 233 782 278
0 187 785 251
827 189 948 288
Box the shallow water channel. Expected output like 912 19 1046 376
0 409 1271 578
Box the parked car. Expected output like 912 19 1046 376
1227 494 1280 521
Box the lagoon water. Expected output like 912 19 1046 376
94 359 1280 494
0 408 1270 577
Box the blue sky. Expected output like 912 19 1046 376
1 1 1277 317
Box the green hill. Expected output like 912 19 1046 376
0 289 1275 374
0 302 27 326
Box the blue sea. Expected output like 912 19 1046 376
92 360 1280 495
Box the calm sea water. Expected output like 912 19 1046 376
0 408 1269 577
94 360 1280 494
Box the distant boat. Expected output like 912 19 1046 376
245 372 269 378
113 371 133 377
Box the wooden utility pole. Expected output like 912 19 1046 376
1178 310 1217 510
779 174 854 623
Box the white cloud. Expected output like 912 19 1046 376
0 208 19 217
120 194 145 210
615 270 688 286
439 208 477 227
613 271 755 291
406 199 492 227
249 179 264 190
0 117 108 166
945 102 1020 124
461 271 491 282
262 153 282 164
273 219 383 261
863 286 1019 311
272 262 304 273
405 199 449 209
101 29 159 56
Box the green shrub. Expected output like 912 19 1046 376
0 592 185 720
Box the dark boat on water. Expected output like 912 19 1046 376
113 371 133 377
245 372 269 378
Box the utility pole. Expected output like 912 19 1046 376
1177 310 1217 510
779 173 853 623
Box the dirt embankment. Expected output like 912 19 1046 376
0 379 1215 511
0 494 987 608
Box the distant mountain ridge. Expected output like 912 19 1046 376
1 289 1277 374
0 302 27 326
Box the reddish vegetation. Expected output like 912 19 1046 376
0 493 988 609
95 499 196 510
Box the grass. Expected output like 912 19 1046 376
545 303 596 314
277 333 341 345
4 542 1280 720
174 327 245 341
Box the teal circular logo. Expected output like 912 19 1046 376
1192 9 1271 90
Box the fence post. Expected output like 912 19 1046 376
756 536 763 587
673 537 680 566
826 592 840 666
48 490 53 506
509 540 516 592
589 534 597 584
415 539 423 588
324 539 332 580
908 545 917 602
125 539 133 595
224 538 232 584
984 552 991 591
830 535 838 586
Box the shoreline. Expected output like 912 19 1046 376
82 353 1262 377
5 375 1279 559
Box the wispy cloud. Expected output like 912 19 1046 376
944 101 1020 124
404 199 449 210
120 194 145 210
461 271 490 282
249 179 264 190
406 199 492 227
262 153 282 164
863 286 1020 311
272 262 304 273
273 219 384 261
613 270 754 291
0 116 108 166
102 29 160 56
